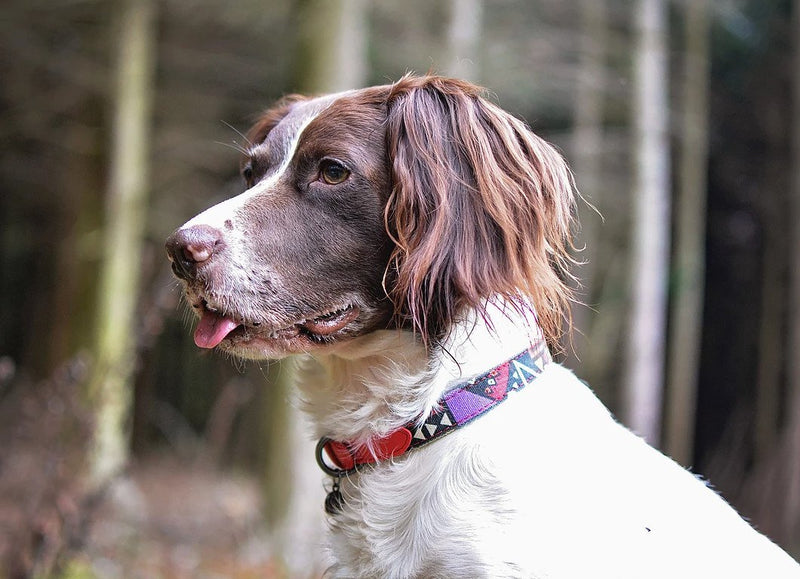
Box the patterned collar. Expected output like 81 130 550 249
316 339 552 513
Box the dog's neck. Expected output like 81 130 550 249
294 300 546 445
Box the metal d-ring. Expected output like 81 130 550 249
316 437 352 514
316 437 351 477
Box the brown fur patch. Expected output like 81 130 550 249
382 76 577 350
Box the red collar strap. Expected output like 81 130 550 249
316 339 551 478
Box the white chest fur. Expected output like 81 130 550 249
296 305 800 578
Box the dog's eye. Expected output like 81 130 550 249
242 162 254 187
319 159 350 185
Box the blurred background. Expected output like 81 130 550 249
2 0 800 576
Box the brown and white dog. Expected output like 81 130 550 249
166 76 799 578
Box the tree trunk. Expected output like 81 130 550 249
292 0 368 93
570 0 607 369
664 0 709 466
783 0 800 547
445 0 484 82
87 0 156 488
755 193 785 461
624 0 671 447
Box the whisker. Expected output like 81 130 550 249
214 140 250 156
221 120 253 148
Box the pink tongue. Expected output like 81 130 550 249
194 311 240 349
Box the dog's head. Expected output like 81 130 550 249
166 75 576 359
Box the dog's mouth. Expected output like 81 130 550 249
193 299 361 351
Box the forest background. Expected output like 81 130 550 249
2 0 800 576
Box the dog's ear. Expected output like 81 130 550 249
384 75 576 349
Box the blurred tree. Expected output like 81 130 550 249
445 0 484 82
291 0 368 92
784 0 800 547
569 0 607 384
754 151 786 459
0 3 109 380
87 0 156 487
665 0 710 466
753 2 790 464
624 0 671 446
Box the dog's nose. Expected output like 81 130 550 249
165 225 224 280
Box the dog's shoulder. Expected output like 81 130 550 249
495 363 800 578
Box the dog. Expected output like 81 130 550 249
166 75 799 578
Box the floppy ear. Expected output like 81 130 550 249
384 75 576 349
